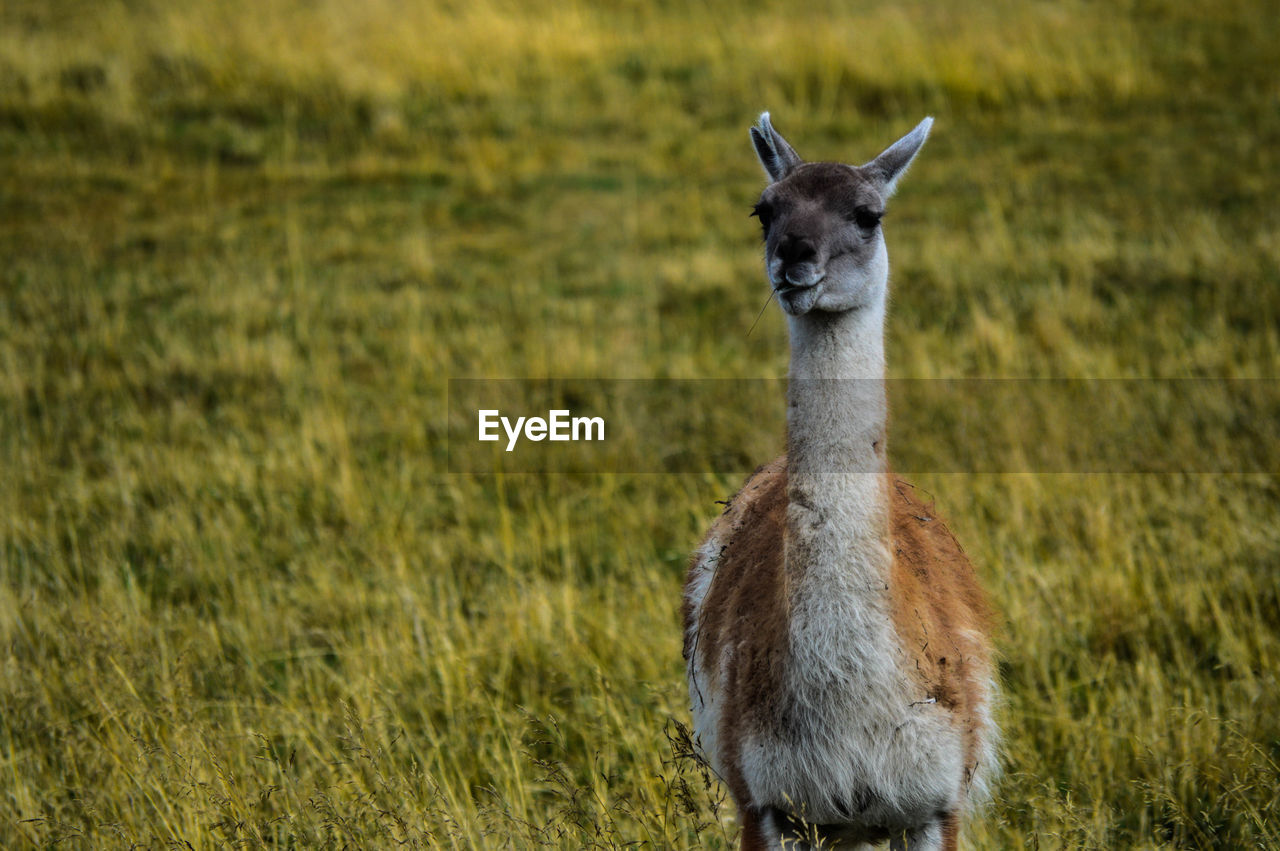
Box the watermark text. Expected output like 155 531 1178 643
478 409 605 452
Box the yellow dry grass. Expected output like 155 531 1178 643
1 0 1278 847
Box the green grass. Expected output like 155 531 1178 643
2 0 1279 847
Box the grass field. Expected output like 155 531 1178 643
2 0 1279 847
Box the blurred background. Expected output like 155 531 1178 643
1 0 1278 846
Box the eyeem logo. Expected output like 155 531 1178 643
478 409 605 452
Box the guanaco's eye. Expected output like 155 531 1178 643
750 201 774 234
849 207 883 231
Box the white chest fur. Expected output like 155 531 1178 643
741 503 965 827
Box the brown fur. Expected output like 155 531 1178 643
888 479 995 791
940 809 961 851
683 460 995 846
683 458 790 808
737 807 774 851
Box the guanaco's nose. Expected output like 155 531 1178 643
777 234 817 267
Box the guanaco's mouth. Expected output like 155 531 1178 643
776 281 823 315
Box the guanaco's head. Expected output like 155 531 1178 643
749 113 932 316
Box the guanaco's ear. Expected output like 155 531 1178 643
863 117 933 197
750 112 803 183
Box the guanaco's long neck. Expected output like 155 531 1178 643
784 295 893 592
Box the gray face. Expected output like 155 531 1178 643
753 162 889 316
